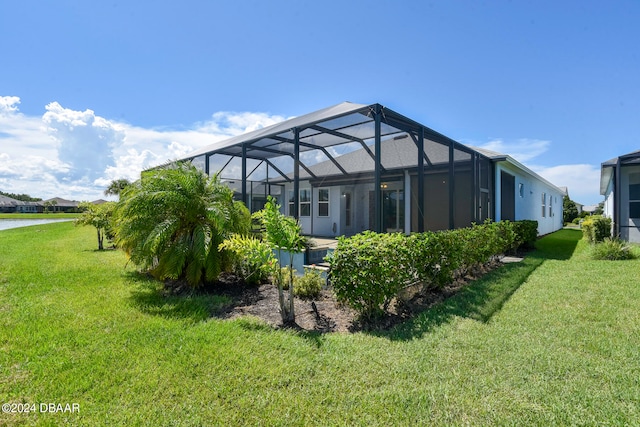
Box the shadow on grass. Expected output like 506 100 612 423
126 272 232 323
374 229 583 341
535 228 582 260
236 318 326 348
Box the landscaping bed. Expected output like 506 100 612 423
184 257 507 333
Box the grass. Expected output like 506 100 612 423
0 213 79 219
1 223 639 425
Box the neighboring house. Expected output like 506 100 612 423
600 149 640 243
581 205 599 215
176 102 565 237
0 195 43 213
42 197 80 213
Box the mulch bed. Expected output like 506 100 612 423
173 257 511 334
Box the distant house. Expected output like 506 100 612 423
600 149 640 243
42 197 81 213
174 102 565 237
90 199 110 205
0 195 43 213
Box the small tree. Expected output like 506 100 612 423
43 200 57 214
563 195 579 224
75 201 116 250
254 196 305 324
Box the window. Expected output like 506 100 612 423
318 188 329 217
549 196 553 217
541 193 546 217
299 189 311 217
630 173 640 219
519 183 524 198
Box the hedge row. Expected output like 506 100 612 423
327 220 537 318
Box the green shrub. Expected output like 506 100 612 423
408 230 462 289
590 238 635 260
512 220 538 250
294 268 324 299
451 220 516 276
328 221 517 318
328 231 411 319
581 216 612 243
218 234 275 285
497 220 519 253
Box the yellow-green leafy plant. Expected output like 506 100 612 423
219 234 276 285
294 267 324 299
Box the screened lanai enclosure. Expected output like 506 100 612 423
180 102 494 237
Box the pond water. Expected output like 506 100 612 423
0 218 74 231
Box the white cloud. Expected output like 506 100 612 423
43 102 124 182
0 96 288 201
199 111 289 135
0 96 21 115
478 138 551 163
531 163 602 205
474 137 602 205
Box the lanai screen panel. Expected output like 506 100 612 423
408 135 454 231
191 155 206 173
178 102 492 233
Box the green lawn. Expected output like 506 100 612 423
0 213 79 219
1 223 639 426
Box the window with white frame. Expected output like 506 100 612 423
541 192 546 217
318 188 329 217
519 183 524 198
549 196 553 217
299 189 311 217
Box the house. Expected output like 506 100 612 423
176 102 565 237
600 149 640 243
0 195 43 213
42 197 80 213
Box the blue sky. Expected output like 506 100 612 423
1 1 638 205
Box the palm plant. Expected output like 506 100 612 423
104 179 132 198
254 196 305 324
114 163 249 288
